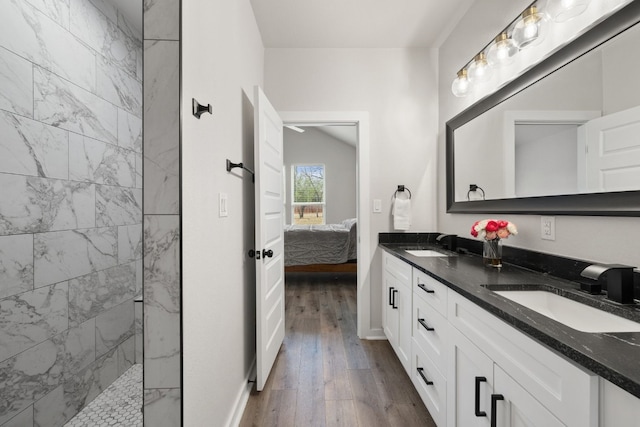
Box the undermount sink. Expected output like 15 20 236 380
405 249 448 258
494 290 640 333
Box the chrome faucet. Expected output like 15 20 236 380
580 264 636 304
436 234 457 251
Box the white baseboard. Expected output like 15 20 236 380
225 357 257 427
364 328 386 340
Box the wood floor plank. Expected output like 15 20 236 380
362 340 419 405
242 273 433 427
325 399 359 427
259 389 298 427
349 369 390 427
295 317 326 427
319 286 353 400
385 402 437 427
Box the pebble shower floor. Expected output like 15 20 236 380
64 364 142 427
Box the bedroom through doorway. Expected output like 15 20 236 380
279 111 372 339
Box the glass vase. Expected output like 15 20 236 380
483 239 502 267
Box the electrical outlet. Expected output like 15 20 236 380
219 193 228 217
541 216 555 241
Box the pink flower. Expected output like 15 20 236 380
485 221 499 232
470 219 518 241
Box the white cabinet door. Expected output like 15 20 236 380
493 365 565 427
383 273 399 349
396 282 412 372
600 379 640 427
447 327 493 427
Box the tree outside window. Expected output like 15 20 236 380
292 164 325 225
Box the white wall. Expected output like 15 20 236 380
438 0 640 267
181 0 264 425
265 48 438 330
284 127 356 224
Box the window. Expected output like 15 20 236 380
292 164 325 225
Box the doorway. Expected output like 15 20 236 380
280 111 372 339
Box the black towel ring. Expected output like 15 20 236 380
394 185 412 199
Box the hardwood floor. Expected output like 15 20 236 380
239 272 437 427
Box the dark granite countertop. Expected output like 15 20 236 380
379 240 640 399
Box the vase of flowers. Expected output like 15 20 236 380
470 219 517 267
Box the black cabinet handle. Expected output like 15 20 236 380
388 287 395 306
417 367 433 385
418 283 435 294
418 318 434 331
392 289 398 309
475 376 487 417
490 394 504 427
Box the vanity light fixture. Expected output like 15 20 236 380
451 69 472 98
467 52 492 83
547 0 592 22
512 5 548 48
487 32 518 67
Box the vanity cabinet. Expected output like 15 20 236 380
447 291 598 427
380 250 604 427
411 268 450 427
382 251 412 373
600 380 640 426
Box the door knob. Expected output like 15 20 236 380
262 249 273 258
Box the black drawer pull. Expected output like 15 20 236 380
392 289 398 309
417 367 433 385
475 376 487 417
418 318 434 331
388 287 394 306
490 394 504 427
418 283 435 294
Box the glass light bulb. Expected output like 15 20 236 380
513 6 548 49
547 0 592 22
487 33 518 67
467 53 491 83
451 70 471 97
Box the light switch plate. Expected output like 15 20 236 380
373 199 382 213
219 193 228 217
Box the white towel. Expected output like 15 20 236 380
393 198 411 231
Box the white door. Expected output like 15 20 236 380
254 86 285 391
584 105 640 192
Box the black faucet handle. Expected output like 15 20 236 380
580 263 635 280
436 234 457 251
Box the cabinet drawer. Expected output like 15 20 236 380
411 340 446 427
413 268 448 316
448 291 598 427
384 251 412 287
413 293 448 375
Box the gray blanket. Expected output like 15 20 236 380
284 218 357 266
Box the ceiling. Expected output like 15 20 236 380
250 0 476 48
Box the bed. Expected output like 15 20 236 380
284 218 357 272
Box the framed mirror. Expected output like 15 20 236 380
446 1 640 216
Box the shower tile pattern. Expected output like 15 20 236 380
143 0 182 424
0 0 142 425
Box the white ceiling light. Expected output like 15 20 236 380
451 69 472 97
487 32 518 67
467 52 491 83
547 0 592 23
512 5 548 49
285 125 305 133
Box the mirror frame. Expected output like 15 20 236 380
446 1 640 216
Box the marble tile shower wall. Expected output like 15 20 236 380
0 0 142 426
143 0 182 425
